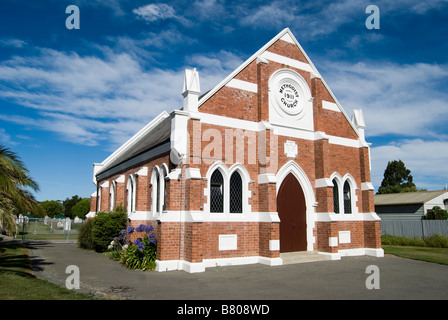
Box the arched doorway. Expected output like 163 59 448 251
277 173 307 252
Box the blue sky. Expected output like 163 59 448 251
0 0 447 202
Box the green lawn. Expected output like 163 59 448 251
383 245 448 266
0 242 95 300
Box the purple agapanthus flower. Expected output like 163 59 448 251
127 226 135 234
135 224 146 232
148 232 156 239
144 225 154 233
134 238 144 251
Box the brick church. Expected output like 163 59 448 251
89 28 383 272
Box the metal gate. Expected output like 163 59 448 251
14 215 84 242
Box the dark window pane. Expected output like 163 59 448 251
230 172 243 213
333 179 339 214
343 181 352 214
210 170 224 213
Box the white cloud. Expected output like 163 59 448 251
238 0 448 38
371 139 448 191
0 46 188 149
0 40 243 150
133 3 176 22
132 3 191 26
320 60 448 138
0 38 27 48
0 128 17 146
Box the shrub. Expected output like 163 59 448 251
425 206 448 220
382 234 448 248
78 219 95 250
91 210 127 253
105 224 157 271
381 235 426 247
423 234 448 248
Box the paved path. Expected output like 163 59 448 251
26 241 448 300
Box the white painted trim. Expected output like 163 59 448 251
322 100 341 112
280 32 295 44
136 166 148 176
126 174 136 215
86 211 96 218
329 237 338 247
315 212 381 222
258 173 277 184
185 168 201 180
156 210 280 223
268 68 314 131
202 162 252 217
100 181 109 188
219 234 238 251
315 178 333 188
269 239 280 251
226 78 258 93
361 182 374 191
156 256 283 273
260 51 314 74
338 248 384 258
191 110 367 149
339 231 351 244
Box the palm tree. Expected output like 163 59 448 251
0 145 43 234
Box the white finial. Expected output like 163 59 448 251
352 108 366 141
182 68 200 112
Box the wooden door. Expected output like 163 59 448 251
277 173 307 252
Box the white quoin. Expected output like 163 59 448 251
182 68 201 112
351 108 366 141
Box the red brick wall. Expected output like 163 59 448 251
90 36 380 266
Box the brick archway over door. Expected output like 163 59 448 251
277 173 307 252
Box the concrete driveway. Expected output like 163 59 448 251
27 241 448 300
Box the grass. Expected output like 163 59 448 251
382 234 448 266
0 242 95 300
383 246 448 266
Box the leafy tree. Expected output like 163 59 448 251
377 160 418 194
63 195 81 219
425 206 448 220
39 200 64 218
72 198 91 219
0 145 43 234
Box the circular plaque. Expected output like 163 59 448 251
275 80 302 115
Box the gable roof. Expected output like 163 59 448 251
94 111 171 180
197 28 360 138
374 190 448 206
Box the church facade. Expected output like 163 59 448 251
89 28 383 273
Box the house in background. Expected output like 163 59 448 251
375 190 448 221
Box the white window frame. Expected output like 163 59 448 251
127 174 137 214
110 181 116 211
330 172 358 214
204 162 251 218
